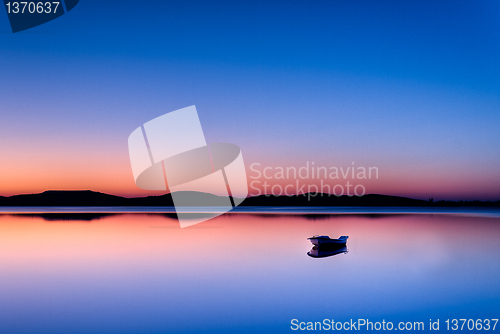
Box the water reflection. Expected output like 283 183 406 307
12 213 117 222
0 212 499 333
308 244 349 258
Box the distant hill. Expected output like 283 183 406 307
1 190 131 206
0 190 498 207
0 190 231 207
242 193 500 207
243 193 426 206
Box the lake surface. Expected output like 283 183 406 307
1 209 499 333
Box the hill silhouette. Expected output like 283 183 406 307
0 190 498 207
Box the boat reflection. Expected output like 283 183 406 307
307 244 349 258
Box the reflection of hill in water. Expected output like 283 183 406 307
251 213 402 220
156 213 178 220
11 213 184 222
14 213 118 222
9 213 216 222
142 212 219 221
302 213 401 220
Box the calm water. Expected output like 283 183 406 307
0 210 499 333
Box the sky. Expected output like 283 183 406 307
0 0 499 200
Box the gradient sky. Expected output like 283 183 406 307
0 0 499 200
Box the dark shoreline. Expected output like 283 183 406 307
0 190 498 207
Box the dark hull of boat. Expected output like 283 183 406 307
308 238 347 247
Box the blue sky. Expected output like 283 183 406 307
0 0 499 199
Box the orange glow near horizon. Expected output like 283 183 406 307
0 145 499 200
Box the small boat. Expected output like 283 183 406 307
307 235 348 247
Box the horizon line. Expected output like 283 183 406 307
0 189 499 203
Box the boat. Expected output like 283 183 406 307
307 235 348 247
